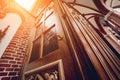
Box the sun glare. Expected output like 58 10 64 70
15 0 36 11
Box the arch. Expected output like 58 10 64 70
93 0 109 14
5 8 26 22
0 12 22 57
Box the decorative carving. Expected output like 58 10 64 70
25 70 59 80
25 60 65 80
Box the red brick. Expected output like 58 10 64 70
16 50 21 53
1 77 10 80
5 47 13 51
14 68 20 71
0 59 8 63
11 76 19 80
9 61 16 64
17 52 22 55
15 58 21 61
20 56 24 58
2 53 11 56
21 50 26 53
0 68 4 71
12 55 18 57
17 62 22 64
1 56 14 60
0 64 11 67
12 65 18 67
0 72 8 76
9 72 17 76
19 47 23 50
9 44 17 48
17 72 20 75
6 68 14 71
9 42 16 45
19 65 22 68
4 49 16 54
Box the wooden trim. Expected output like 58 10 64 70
44 11 54 21
93 0 109 14
43 24 55 34
62 0 103 14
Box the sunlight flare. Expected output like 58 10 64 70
15 0 36 11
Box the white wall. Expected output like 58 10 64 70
0 13 22 58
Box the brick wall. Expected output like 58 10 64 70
0 3 35 80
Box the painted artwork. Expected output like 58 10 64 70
29 37 41 63
25 60 65 80
43 26 58 56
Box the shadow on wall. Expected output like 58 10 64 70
0 13 22 58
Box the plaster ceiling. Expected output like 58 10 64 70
105 0 120 8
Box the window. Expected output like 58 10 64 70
29 37 41 62
29 2 59 63
43 24 58 56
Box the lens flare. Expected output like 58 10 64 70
15 0 36 11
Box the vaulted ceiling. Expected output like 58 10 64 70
32 0 120 15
